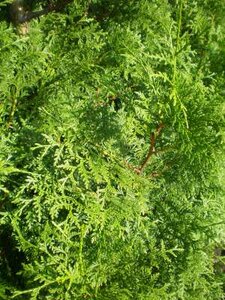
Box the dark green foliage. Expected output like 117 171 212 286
0 0 225 299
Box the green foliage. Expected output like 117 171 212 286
0 0 225 299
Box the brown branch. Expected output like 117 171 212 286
10 0 73 25
27 0 73 21
7 97 18 129
136 123 164 175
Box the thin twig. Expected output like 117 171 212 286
7 97 17 129
136 123 164 175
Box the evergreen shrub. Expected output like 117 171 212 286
0 0 225 299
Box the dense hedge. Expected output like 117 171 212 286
0 0 225 299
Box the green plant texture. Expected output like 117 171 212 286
0 0 225 299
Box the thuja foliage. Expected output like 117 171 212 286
0 0 225 299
